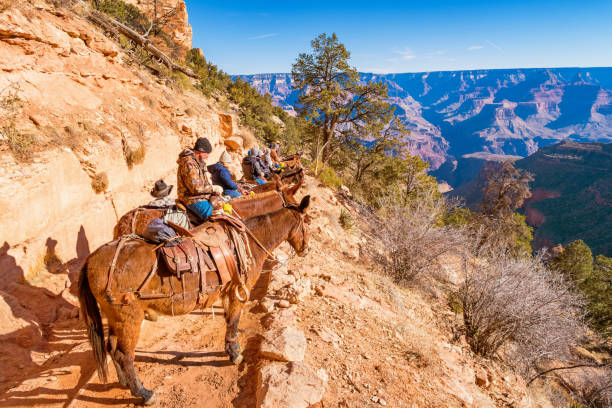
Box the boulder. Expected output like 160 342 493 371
218 113 233 138
0 290 43 348
256 297 276 313
256 362 327 408
262 308 297 329
224 136 243 151
260 327 306 362
275 278 312 304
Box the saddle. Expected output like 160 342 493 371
157 216 250 305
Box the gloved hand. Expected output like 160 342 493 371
212 185 224 195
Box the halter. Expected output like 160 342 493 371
286 204 306 243
241 203 306 261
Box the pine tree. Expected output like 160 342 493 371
291 33 393 176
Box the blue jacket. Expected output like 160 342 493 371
209 163 238 191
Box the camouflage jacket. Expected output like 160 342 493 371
177 149 212 206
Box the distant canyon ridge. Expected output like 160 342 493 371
237 68 612 169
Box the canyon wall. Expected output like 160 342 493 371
0 1 246 286
238 68 612 169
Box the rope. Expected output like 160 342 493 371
229 227 251 277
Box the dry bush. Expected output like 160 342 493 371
122 138 146 168
570 369 612 408
371 192 466 284
63 125 84 150
1 85 34 161
91 172 109 193
0 0 11 12
457 252 585 374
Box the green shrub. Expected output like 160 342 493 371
96 0 149 32
550 241 612 337
442 206 471 227
318 166 343 189
339 209 354 231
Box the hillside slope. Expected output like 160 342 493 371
239 68 612 169
0 177 556 408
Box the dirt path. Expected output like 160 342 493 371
0 300 265 408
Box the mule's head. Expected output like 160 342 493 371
287 195 311 257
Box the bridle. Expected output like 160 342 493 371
241 203 307 261
286 204 307 245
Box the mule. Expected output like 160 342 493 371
79 196 311 405
113 179 303 239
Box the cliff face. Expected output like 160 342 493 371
124 0 192 60
238 68 612 169
0 1 246 287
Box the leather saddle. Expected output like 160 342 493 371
158 216 247 302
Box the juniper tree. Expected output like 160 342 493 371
291 33 393 176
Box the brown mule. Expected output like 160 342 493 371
112 179 304 239
79 196 311 405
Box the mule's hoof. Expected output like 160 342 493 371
142 390 158 406
231 354 244 365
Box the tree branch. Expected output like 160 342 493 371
88 10 198 79
527 362 610 386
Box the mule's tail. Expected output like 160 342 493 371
78 261 108 382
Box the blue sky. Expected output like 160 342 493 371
185 0 612 75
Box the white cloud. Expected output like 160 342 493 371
486 40 503 51
248 33 277 40
468 45 484 51
392 47 416 60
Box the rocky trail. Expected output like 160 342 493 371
0 178 554 408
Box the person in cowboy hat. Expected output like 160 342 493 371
176 137 223 221
209 151 245 199
148 179 175 208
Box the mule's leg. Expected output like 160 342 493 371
107 331 128 387
223 289 244 365
108 311 158 406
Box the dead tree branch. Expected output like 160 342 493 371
527 362 611 386
88 10 198 79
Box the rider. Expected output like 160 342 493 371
148 179 175 207
242 148 267 185
209 151 245 199
177 137 223 221
270 140 282 163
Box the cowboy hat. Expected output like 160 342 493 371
151 179 173 198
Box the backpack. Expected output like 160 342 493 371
142 218 181 247
241 156 255 180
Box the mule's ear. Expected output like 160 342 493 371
299 195 310 213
